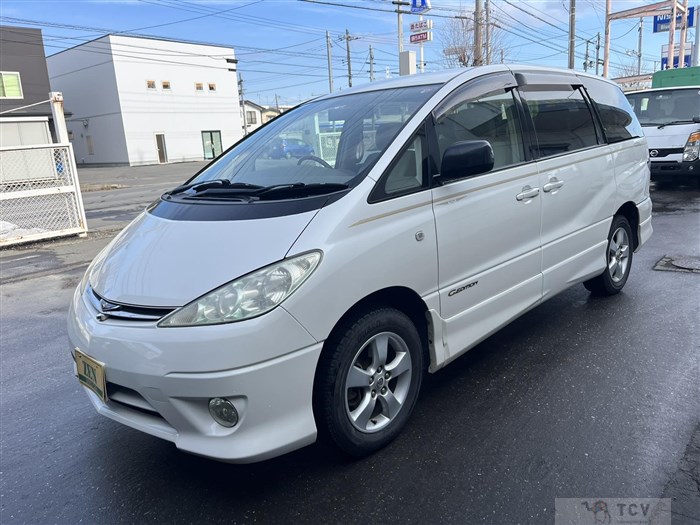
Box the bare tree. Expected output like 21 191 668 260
612 57 652 90
439 5 508 68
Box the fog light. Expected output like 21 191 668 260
208 397 238 427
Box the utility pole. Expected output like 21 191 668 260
637 18 643 75
484 0 491 65
275 94 280 113
568 0 576 69
596 32 601 75
584 39 590 71
474 0 483 66
392 1 410 57
500 48 504 64
419 15 425 73
695 10 700 66
326 30 334 93
345 29 353 88
369 45 375 81
238 75 247 136
603 0 611 76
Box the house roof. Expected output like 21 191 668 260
243 100 266 112
47 33 235 58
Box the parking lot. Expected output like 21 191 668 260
1 164 698 524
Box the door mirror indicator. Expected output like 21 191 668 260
438 140 494 182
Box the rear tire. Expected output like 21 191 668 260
584 215 633 296
315 308 424 457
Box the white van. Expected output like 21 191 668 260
626 86 700 186
68 65 652 462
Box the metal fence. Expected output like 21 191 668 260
0 143 88 247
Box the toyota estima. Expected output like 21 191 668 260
69 65 652 462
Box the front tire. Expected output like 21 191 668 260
315 308 424 457
584 215 634 296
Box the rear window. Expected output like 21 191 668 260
582 77 643 142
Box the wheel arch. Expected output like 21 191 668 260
312 286 432 410
615 201 640 250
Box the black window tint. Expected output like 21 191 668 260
522 87 598 158
434 88 525 171
582 77 643 142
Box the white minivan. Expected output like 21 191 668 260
68 65 652 462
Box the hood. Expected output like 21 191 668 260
89 210 317 307
642 123 699 149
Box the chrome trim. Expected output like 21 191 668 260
87 286 173 322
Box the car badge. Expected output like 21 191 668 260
100 299 121 312
649 149 658 157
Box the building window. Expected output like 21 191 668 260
162 80 171 90
0 72 23 99
146 80 156 90
195 82 203 92
246 111 257 125
208 83 217 92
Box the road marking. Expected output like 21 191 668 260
6 255 40 262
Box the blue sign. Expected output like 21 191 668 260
411 0 431 14
661 52 693 69
654 6 695 32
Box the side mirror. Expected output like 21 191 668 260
439 140 494 182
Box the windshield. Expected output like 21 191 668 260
626 88 700 126
180 85 440 198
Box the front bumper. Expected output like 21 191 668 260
68 285 323 463
650 158 700 181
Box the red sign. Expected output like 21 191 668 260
410 31 432 44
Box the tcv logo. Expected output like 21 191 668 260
448 281 478 297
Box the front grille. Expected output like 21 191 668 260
649 148 683 158
87 286 175 322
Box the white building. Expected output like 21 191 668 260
243 100 265 133
47 35 243 166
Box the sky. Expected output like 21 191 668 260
0 0 695 106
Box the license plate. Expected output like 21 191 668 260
75 349 107 402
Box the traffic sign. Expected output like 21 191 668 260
411 0 431 14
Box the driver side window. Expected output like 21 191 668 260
435 88 525 172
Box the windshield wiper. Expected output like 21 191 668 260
169 182 349 202
254 182 349 199
658 117 700 129
167 179 264 196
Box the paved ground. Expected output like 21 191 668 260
1 164 698 524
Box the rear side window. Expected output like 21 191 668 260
521 87 598 158
582 78 643 143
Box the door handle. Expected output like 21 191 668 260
543 179 564 192
516 186 540 201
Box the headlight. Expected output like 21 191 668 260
683 131 700 162
158 251 322 327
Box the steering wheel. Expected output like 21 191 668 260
297 155 333 169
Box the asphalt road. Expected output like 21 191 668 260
1 168 698 525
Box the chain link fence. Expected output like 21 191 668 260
0 144 88 247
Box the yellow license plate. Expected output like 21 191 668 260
75 348 107 402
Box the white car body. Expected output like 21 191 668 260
68 65 652 462
625 86 700 183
